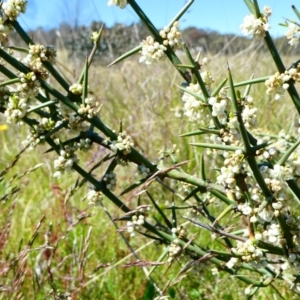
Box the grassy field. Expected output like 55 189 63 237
0 46 299 300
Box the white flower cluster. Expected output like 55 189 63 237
51 137 91 178
69 83 83 95
181 73 214 124
18 72 40 98
22 44 56 79
216 150 247 197
166 226 187 262
241 95 257 129
22 117 55 149
0 17 12 43
53 149 79 178
168 239 182 263
4 93 28 123
110 131 134 155
139 36 167 65
127 215 145 237
107 0 127 9
159 21 182 48
262 222 281 244
207 115 244 156
68 114 89 132
208 94 230 124
126 206 150 237
76 138 91 151
171 226 187 239
240 6 271 38
28 44 56 63
181 83 206 122
103 172 117 190
78 97 99 119
259 163 294 199
2 0 27 21
238 203 253 216
226 239 265 269
285 23 300 47
3 70 45 123
265 69 298 100
226 116 242 145
86 189 102 205
201 71 215 87
257 207 275 223
236 164 291 224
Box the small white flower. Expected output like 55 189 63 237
255 232 262 240
107 0 127 9
245 286 252 295
139 36 167 65
159 21 182 49
285 23 300 47
240 204 252 215
110 131 134 155
69 83 83 95
226 257 238 269
240 12 270 38
211 267 219 275
258 208 274 222
53 149 78 177
2 0 27 20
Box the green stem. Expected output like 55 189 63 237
0 78 20 87
190 142 243 152
27 100 58 113
0 47 28 73
228 65 252 155
234 76 269 87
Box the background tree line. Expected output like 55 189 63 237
11 21 297 64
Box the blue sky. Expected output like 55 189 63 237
19 0 296 37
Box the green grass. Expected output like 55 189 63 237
0 50 299 299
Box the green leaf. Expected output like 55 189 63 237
107 45 141 67
278 139 300 166
0 77 20 87
177 84 205 102
183 187 205 202
211 78 228 97
167 0 194 27
244 0 255 14
179 128 219 137
119 177 149 196
190 142 243 152
234 76 269 87
292 5 300 21
147 191 173 229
